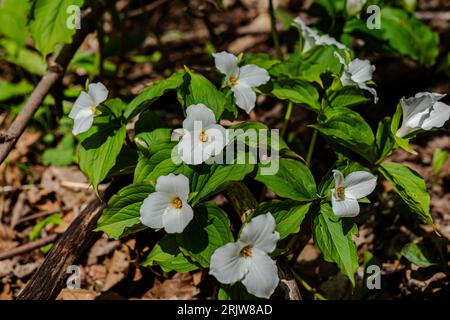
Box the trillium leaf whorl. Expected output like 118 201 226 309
140 173 193 234
209 213 280 299
69 82 108 135
213 51 270 113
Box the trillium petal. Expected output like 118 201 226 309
203 124 229 157
69 91 93 119
316 34 346 49
183 104 216 131
140 192 172 229
162 201 193 233
239 213 279 253
178 131 206 165
88 82 108 106
357 82 378 103
421 101 450 130
155 173 190 200
232 83 257 113
213 51 239 79
241 248 279 299
331 197 360 218
72 109 94 135
209 241 250 284
238 64 270 87
332 169 345 188
349 59 375 83
344 171 377 199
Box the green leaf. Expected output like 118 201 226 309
255 158 317 201
134 128 173 155
432 148 448 175
254 201 311 240
390 103 417 155
312 107 377 162
218 283 258 300
313 203 358 285
176 202 234 267
379 162 432 224
0 0 30 46
229 121 288 151
0 80 33 101
329 87 370 109
298 46 342 84
242 53 280 70
0 39 47 75
124 70 185 120
188 156 255 205
29 0 84 57
179 70 226 119
375 117 396 161
77 125 127 193
264 78 321 112
29 213 63 241
401 243 437 268
42 134 75 166
95 183 154 239
142 234 199 272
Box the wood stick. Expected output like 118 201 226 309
0 234 58 261
17 198 104 300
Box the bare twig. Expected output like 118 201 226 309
0 234 58 261
0 0 114 165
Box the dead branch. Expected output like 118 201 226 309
0 234 58 261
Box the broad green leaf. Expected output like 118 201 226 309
312 106 377 162
329 87 370 109
77 125 127 193
344 7 439 67
254 201 311 240
124 70 185 120
134 128 173 155
95 183 154 239
255 158 317 201
42 135 75 166
176 203 234 267
401 243 437 268
375 117 396 162
142 235 199 272
229 121 288 151
188 156 255 205
265 79 321 112
0 39 47 75
313 203 358 285
298 46 342 84
242 53 280 70
29 0 84 57
390 103 417 155
432 148 448 174
218 283 258 300
178 70 226 119
0 0 30 46
0 80 33 101
379 162 432 224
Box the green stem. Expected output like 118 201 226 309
269 0 283 60
306 129 318 165
291 268 326 300
280 102 293 139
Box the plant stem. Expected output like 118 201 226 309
280 101 293 139
269 0 283 60
291 268 326 300
306 129 318 165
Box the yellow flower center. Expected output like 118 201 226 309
336 186 345 199
90 103 96 114
229 76 238 86
240 245 252 258
199 130 208 143
172 197 183 209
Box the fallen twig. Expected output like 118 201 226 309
0 234 58 261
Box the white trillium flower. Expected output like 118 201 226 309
335 52 378 103
331 170 377 218
69 82 108 135
213 51 270 113
177 104 228 165
140 173 193 234
396 92 450 138
209 213 280 299
293 17 347 52
346 0 367 16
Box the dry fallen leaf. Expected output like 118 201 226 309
143 273 199 300
57 288 99 300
